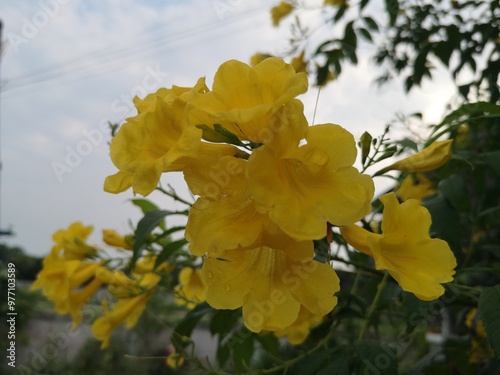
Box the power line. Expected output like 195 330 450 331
2 5 269 95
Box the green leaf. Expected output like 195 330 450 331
363 16 379 31
131 210 173 270
438 174 470 213
209 309 241 336
343 21 358 55
289 349 329 375
231 332 255 373
478 285 500 358
360 0 370 10
131 198 159 214
255 333 280 359
171 303 212 350
358 27 373 42
384 0 399 26
359 131 373 165
333 4 347 22
195 124 234 144
154 238 188 269
317 352 350 375
355 341 398 375
422 194 461 248
213 123 243 145
480 151 500 175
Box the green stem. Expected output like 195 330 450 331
156 186 193 206
358 272 389 340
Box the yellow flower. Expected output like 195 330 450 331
291 50 308 74
385 140 453 173
52 222 96 260
340 193 457 301
184 155 266 256
174 268 206 309
104 79 208 196
92 293 152 348
32 251 102 326
95 268 141 298
92 272 161 348
102 229 133 250
248 106 374 241
273 306 324 345
465 308 494 363
271 2 294 27
189 58 308 143
396 174 436 202
166 349 185 368
250 53 274 67
201 243 339 333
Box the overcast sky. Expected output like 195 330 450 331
0 0 457 257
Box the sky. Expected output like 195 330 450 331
0 0 458 257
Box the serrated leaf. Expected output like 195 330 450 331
478 285 500 358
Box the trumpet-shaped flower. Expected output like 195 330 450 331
174 267 206 309
248 112 374 240
32 250 102 326
92 272 161 348
104 79 208 196
102 229 133 250
92 293 152 348
396 174 436 202
185 155 265 256
52 222 96 260
189 58 308 143
340 193 456 300
273 306 324 345
201 244 339 333
385 140 453 173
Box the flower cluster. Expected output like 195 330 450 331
102 57 456 343
32 223 170 348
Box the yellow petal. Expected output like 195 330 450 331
341 192 457 300
396 174 436 202
249 123 374 240
271 2 294 27
386 140 453 173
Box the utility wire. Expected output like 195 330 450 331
2 5 269 94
